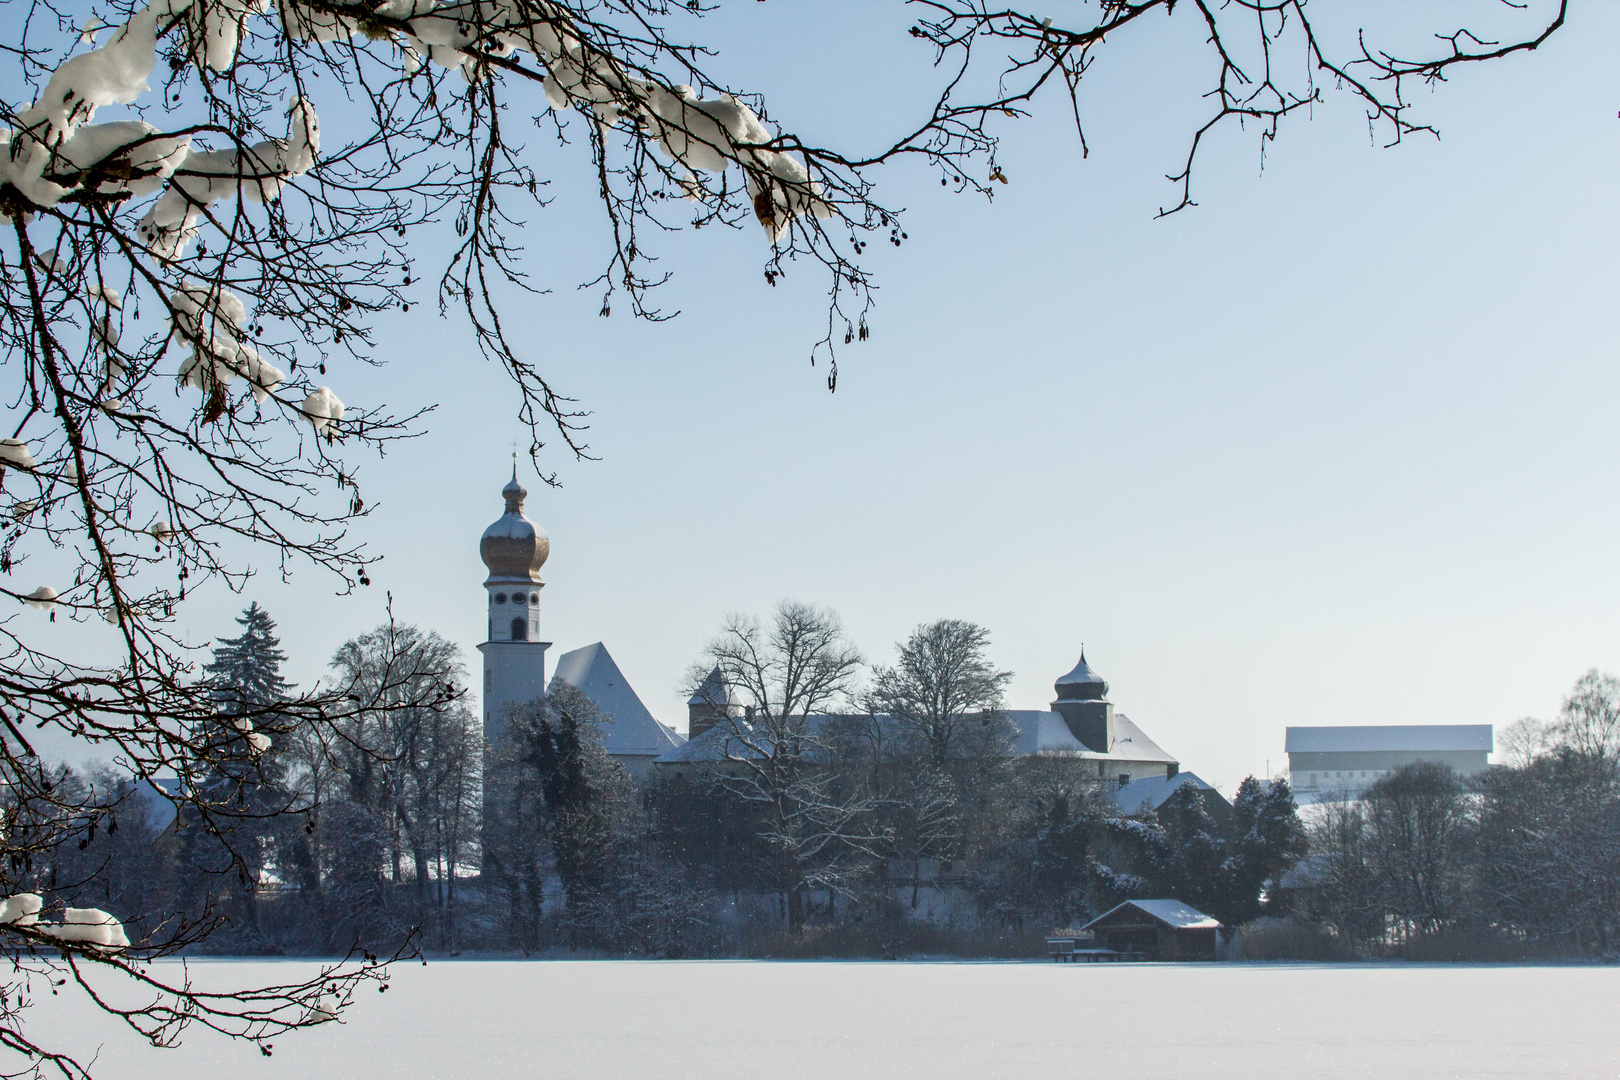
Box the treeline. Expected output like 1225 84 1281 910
33 607 485 954
1260 670 1620 961
27 603 1316 958
53 594 1613 960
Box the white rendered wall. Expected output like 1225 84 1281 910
478 582 548 742
486 583 541 642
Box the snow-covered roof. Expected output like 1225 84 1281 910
1113 771 1223 816
656 713 875 766
549 643 684 758
1005 712 1173 763
1285 725 1493 753
1011 711 1089 755
1083 899 1222 931
1109 715 1177 764
657 717 765 764
1277 854 1331 890
658 709 1177 767
1054 652 1108 698
687 665 736 708
122 776 179 834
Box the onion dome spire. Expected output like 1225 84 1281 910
480 463 549 585
1055 648 1109 701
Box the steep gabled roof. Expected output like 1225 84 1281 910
688 665 737 708
549 642 684 757
126 776 180 835
1110 714 1177 763
1113 771 1224 816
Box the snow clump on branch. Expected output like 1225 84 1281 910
276 0 828 239
22 587 58 611
230 715 272 754
135 97 320 259
41 907 130 949
0 0 321 258
4 0 823 254
0 894 42 926
0 897 123 952
301 387 344 434
0 0 195 210
0 440 36 470
171 283 286 403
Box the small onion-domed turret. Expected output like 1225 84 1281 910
480 467 549 584
1055 650 1108 701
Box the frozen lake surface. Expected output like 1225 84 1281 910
24 959 1620 1079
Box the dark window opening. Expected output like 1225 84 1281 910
511 617 526 640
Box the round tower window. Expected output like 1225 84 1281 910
493 592 507 604
529 593 539 605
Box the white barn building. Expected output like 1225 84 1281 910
1286 724 1493 799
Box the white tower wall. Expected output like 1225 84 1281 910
475 466 552 744
478 639 550 743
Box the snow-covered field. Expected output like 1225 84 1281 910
24 960 1619 1079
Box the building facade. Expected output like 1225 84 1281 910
657 651 1186 782
1286 724 1493 799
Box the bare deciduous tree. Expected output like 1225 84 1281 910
864 618 1015 908
690 600 872 934
1301 793 1384 953
904 1 1568 216
1364 763 1468 938
866 619 1013 769
1556 670 1620 762
326 621 476 911
1498 716 1556 769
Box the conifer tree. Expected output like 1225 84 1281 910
1225 776 1308 924
205 603 295 717
179 604 299 951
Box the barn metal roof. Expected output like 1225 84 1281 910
1284 724 1493 753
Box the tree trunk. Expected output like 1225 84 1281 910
787 886 805 935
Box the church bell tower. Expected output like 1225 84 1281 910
1051 650 1113 754
476 462 551 742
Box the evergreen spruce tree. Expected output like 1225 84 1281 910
205 602 294 719
178 604 299 952
1225 776 1308 924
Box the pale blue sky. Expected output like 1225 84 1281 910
28 2 1620 791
